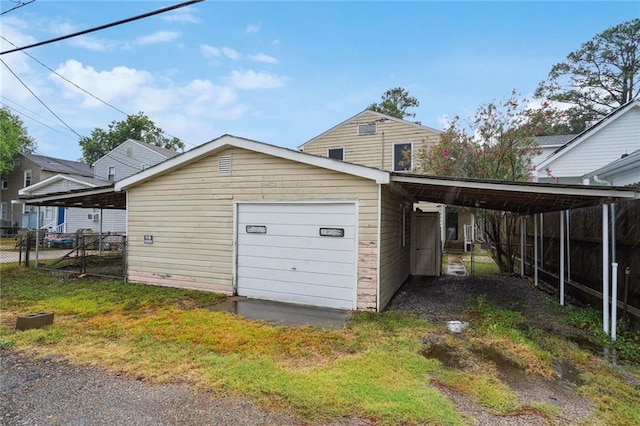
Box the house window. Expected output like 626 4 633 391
393 142 412 171
13 158 20 167
107 166 115 181
0 202 7 220
357 122 377 136
1 179 7 190
23 204 31 214
24 170 32 187
327 147 344 161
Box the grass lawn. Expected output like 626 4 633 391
2 264 639 425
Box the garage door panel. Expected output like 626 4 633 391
239 223 355 239
238 245 354 264
237 202 357 309
237 234 354 251
238 277 353 300
237 256 354 276
239 212 355 227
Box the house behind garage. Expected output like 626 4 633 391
116 134 433 311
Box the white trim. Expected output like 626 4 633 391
24 169 32 187
391 174 640 199
116 134 390 191
537 101 640 170
232 201 239 294
20 186 116 205
18 174 98 195
392 141 413 172
353 199 360 310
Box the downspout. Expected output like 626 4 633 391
610 203 617 341
602 204 610 334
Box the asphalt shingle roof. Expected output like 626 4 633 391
21 153 93 176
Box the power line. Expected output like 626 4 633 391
1 58 83 138
0 0 36 16
0 0 204 55
0 101 78 141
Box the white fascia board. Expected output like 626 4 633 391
391 175 640 200
18 174 97 195
117 134 390 191
537 102 640 170
19 186 115 204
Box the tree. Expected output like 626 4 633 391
0 107 36 176
79 112 185 164
367 87 420 120
535 19 640 131
416 91 544 273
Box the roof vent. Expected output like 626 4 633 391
357 123 377 136
218 155 231 175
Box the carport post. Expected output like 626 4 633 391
560 211 565 306
534 215 538 288
612 262 618 341
35 206 40 268
520 216 525 277
603 204 609 335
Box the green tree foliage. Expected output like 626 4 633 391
416 91 547 273
0 107 36 176
535 19 640 132
79 112 185 164
367 87 420 120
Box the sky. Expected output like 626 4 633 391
1 1 638 163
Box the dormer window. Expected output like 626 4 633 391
357 123 377 136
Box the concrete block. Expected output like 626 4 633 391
16 312 54 330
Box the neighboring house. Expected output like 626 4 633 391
534 100 640 184
532 134 576 167
0 152 93 230
299 109 472 252
583 148 640 187
18 139 179 233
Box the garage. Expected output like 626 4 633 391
236 202 357 309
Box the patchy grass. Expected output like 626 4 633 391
2 265 639 425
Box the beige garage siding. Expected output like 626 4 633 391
126 147 380 309
302 111 440 171
378 183 412 310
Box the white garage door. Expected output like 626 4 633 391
236 202 357 309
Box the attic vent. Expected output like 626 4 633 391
126 146 132 157
218 155 231 175
357 122 377 136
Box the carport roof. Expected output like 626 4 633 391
18 185 126 209
393 173 640 214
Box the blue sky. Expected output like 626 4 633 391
1 1 638 162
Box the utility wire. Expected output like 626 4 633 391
1 58 83 138
1 101 78 141
0 0 36 16
0 0 204 55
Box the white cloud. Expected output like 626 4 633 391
229 70 287 90
162 8 201 23
69 36 118 52
136 31 181 45
437 114 452 129
201 44 221 58
222 47 240 60
249 53 278 64
246 23 261 34
53 60 154 108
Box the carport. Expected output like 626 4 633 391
393 173 640 341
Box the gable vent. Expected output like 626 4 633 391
218 155 232 175
357 122 377 136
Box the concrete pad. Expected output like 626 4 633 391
207 298 350 328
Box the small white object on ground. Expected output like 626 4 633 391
445 320 469 333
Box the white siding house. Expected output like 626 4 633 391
535 101 640 184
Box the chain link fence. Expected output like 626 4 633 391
1 230 127 280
